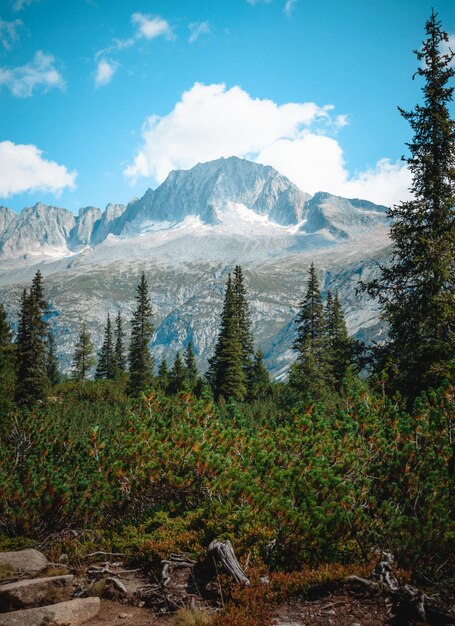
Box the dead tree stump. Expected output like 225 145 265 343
208 540 250 586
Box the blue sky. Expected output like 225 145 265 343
1 0 454 212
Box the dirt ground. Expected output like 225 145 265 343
84 599 173 626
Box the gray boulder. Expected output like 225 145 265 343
0 597 100 625
0 575 74 610
0 550 48 576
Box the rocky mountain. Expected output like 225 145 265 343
0 157 391 377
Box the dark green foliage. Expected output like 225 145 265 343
157 358 170 391
184 341 198 391
168 352 187 395
208 274 246 401
232 265 255 387
72 323 95 381
290 264 333 399
127 273 154 395
363 11 455 400
96 314 116 380
46 331 61 386
0 304 15 415
113 311 127 377
249 349 271 401
325 292 353 389
15 271 50 405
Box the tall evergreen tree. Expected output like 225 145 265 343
249 349 271 400
326 291 352 390
15 272 50 405
96 314 116 380
72 323 95 381
363 11 455 399
184 341 198 391
232 265 255 385
46 331 61 386
128 273 154 394
0 303 15 414
114 311 127 377
157 358 170 392
168 352 187 395
290 264 333 397
207 274 246 401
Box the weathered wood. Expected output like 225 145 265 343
208 540 250 586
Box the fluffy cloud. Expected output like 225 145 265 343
0 17 23 50
0 51 64 97
94 59 117 88
188 21 211 43
0 141 76 198
284 0 297 15
131 13 173 41
124 82 411 206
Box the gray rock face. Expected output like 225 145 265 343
0 204 75 259
0 207 15 235
0 550 48 576
0 597 100 626
69 207 102 249
0 575 73 611
91 203 126 244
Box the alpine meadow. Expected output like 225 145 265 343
0 4 453 626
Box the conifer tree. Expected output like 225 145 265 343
325 291 352 390
15 272 50 404
208 274 246 401
96 314 116 380
0 303 15 414
290 263 333 397
46 331 61 386
128 272 154 394
113 311 126 377
168 352 187 395
363 11 455 399
232 265 255 385
249 349 271 400
184 341 198 391
157 358 170 391
72 323 95 380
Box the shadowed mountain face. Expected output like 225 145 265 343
0 157 391 376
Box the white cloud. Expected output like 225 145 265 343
0 17 22 50
0 51 64 97
284 0 297 15
188 21 211 43
131 13 173 41
124 82 412 206
0 141 77 198
94 58 117 87
11 0 39 12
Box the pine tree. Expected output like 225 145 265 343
363 11 455 399
168 352 187 395
249 349 271 400
96 314 116 380
290 264 333 397
0 303 15 414
157 358 170 392
47 331 61 386
326 291 352 390
128 273 154 394
72 323 95 380
113 311 126 377
184 341 198 391
15 272 50 405
207 274 246 401
232 265 255 386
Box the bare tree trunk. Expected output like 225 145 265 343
208 540 250 586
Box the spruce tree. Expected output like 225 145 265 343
72 323 95 380
326 292 352 390
249 349 271 400
157 358 170 391
184 341 198 391
114 311 127 377
290 263 333 397
15 272 50 405
232 265 255 385
0 303 15 414
363 11 455 399
208 274 246 401
128 273 154 394
168 352 187 395
46 331 61 386
96 314 116 380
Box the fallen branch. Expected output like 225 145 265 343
208 540 250 586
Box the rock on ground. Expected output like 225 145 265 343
0 597 100 626
0 550 48 576
0 575 74 610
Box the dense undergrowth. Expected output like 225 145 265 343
0 378 452 583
